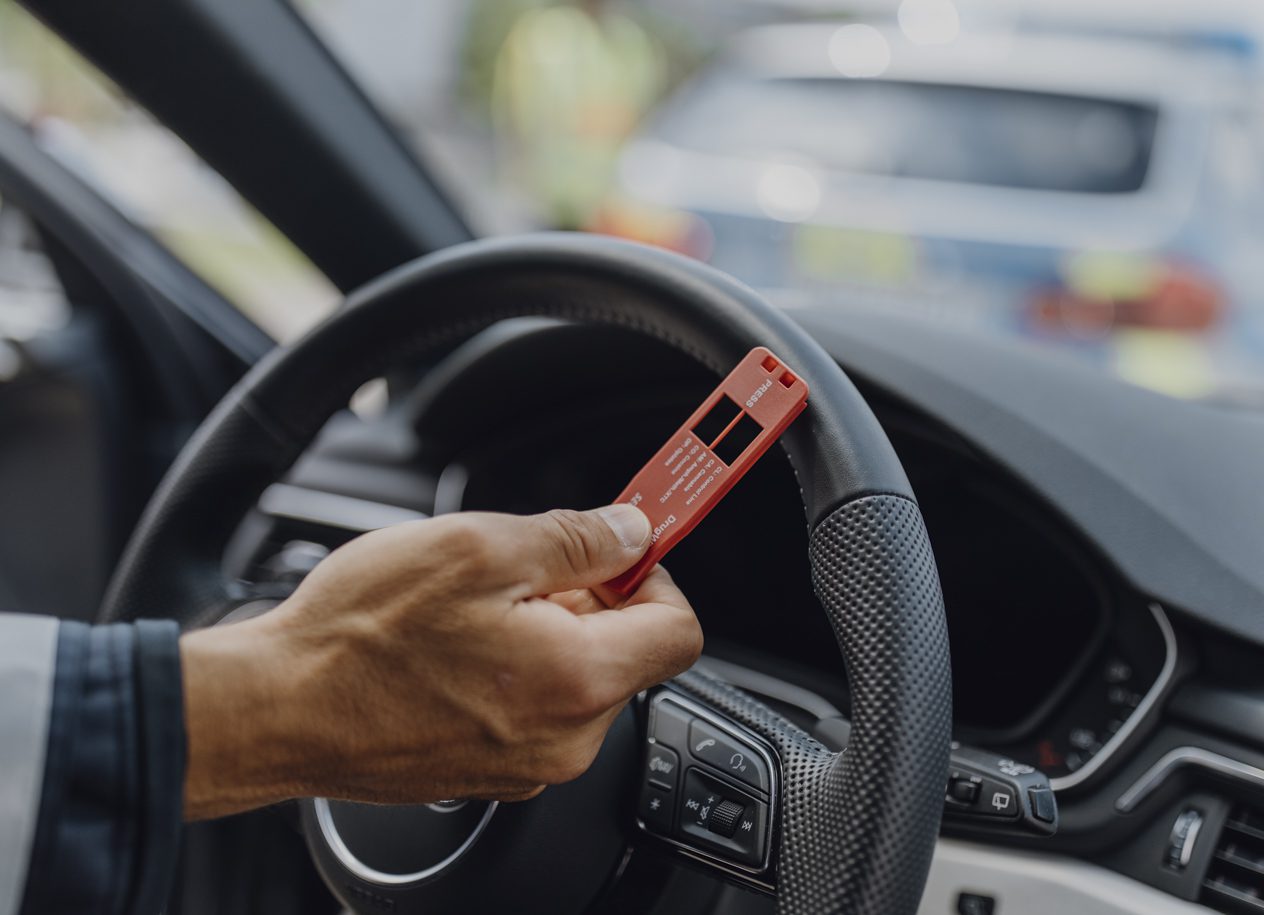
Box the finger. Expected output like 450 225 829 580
621 564 687 609
547 565 682 617
548 588 609 616
577 593 704 699
497 506 652 595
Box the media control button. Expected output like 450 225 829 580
707 798 745 838
677 768 769 867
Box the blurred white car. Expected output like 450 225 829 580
600 22 1264 398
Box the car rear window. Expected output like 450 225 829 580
655 74 1160 194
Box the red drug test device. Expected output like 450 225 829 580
595 346 809 604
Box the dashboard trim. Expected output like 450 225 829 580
1115 746 1264 813
432 462 469 516
919 838 1206 915
1050 603 1177 792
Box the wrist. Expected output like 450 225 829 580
180 613 322 819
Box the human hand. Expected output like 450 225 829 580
180 505 703 819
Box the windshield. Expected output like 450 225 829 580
268 5 1264 401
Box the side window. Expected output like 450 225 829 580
0 0 339 341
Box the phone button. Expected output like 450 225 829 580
687 720 770 793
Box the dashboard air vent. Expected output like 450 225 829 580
1203 805 1264 913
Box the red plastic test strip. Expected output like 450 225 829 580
595 346 809 603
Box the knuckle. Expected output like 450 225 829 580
542 509 601 575
480 708 522 751
681 618 705 666
555 658 615 720
569 678 613 721
434 515 494 571
663 614 705 675
543 739 602 784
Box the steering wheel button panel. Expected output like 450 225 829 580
641 691 778 877
678 768 769 867
688 719 770 793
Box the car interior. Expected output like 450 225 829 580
3 1 1264 914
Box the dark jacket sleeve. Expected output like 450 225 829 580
19 620 186 915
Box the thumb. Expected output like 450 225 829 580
517 505 651 594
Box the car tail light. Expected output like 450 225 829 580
587 196 714 261
1028 260 1223 336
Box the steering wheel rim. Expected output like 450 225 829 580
100 233 952 915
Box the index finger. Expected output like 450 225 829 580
576 566 704 697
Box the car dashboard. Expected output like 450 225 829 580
427 336 1170 788
230 310 1264 915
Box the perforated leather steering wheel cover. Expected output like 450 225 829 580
676 494 951 915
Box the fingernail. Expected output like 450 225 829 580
596 504 651 549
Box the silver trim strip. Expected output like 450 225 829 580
259 483 427 532
919 838 1207 915
1116 746 1264 813
432 463 469 516
313 797 496 886
1051 602 1178 792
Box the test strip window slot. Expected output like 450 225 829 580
692 395 741 449
713 413 763 466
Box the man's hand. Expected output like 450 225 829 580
179 505 703 820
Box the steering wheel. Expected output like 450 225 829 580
100 234 952 915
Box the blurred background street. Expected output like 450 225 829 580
4 0 1264 403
